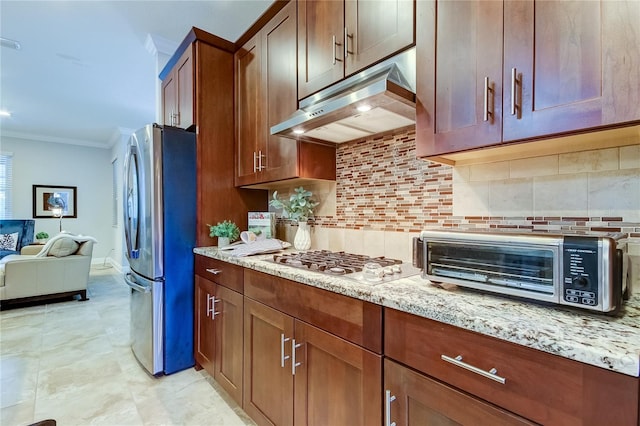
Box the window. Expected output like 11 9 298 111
0 152 13 219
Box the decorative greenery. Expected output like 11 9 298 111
35 231 49 239
269 187 319 222
207 220 240 242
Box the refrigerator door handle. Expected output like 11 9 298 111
124 145 141 260
125 273 150 293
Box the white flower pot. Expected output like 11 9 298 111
294 221 311 250
218 237 230 247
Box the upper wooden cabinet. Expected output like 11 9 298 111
161 47 193 129
235 0 336 187
416 0 640 160
298 0 415 100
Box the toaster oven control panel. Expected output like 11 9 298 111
562 237 599 307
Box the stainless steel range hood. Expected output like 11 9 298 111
270 48 416 144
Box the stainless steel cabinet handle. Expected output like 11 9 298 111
385 390 396 426
483 76 492 122
212 297 221 318
258 150 266 171
441 354 506 384
170 110 175 126
510 67 517 116
344 27 349 59
174 112 180 126
206 294 215 317
280 333 291 368
332 35 337 65
206 268 221 275
291 339 303 375
253 151 258 173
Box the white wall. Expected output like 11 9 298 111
2 136 114 264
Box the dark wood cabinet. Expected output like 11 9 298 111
416 0 640 160
160 28 267 245
235 0 336 188
194 256 244 405
298 0 415 100
243 269 383 426
161 47 193 129
385 308 640 425
384 359 533 426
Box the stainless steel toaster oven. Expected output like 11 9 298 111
413 229 630 314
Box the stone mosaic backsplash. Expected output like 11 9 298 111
297 130 640 237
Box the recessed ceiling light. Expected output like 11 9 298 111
0 110 11 117
293 129 305 135
0 37 21 50
357 104 372 112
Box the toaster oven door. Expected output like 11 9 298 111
425 241 559 302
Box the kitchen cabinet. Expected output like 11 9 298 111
384 359 533 425
194 255 244 405
235 0 336 187
243 268 382 426
416 0 640 160
385 308 640 425
297 0 415 100
161 47 193 129
161 28 267 245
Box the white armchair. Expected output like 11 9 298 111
0 235 96 308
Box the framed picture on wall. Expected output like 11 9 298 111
33 185 77 218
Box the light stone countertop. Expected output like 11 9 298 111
194 246 640 377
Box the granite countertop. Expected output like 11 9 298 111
194 246 640 378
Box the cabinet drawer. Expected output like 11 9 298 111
245 268 382 353
194 255 243 293
385 308 639 426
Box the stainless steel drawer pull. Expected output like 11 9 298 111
291 339 303 375
205 268 221 275
332 35 337 65
441 354 506 384
483 76 492 122
385 390 396 426
510 67 517 116
280 333 291 368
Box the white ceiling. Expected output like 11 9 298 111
0 0 275 148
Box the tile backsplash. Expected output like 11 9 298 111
270 130 640 259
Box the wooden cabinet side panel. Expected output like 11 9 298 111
213 284 244 405
385 308 639 426
195 41 267 246
344 0 415 75
294 320 382 426
243 298 294 426
384 358 533 426
244 269 382 353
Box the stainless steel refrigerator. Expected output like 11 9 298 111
123 123 196 375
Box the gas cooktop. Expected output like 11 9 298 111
269 250 421 283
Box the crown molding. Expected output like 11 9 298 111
145 33 179 57
1 130 111 149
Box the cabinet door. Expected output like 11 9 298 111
176 48 193 129
384 359 533 426
213 284 244 405
503 0 640 141
162 71 177 127
344 0 415 76
298 0 345 99
263 0 299 182
416 0 503 158
235 33 263 184
194 275 216 374
244 298 294 426
293 320 382 426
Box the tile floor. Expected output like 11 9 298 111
0 268 256 426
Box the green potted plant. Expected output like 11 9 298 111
35 231 49 244
207 220 240 247
269 187 319 250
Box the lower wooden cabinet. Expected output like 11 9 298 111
384 359 533 426
243 296 382 426
194 274 244 405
